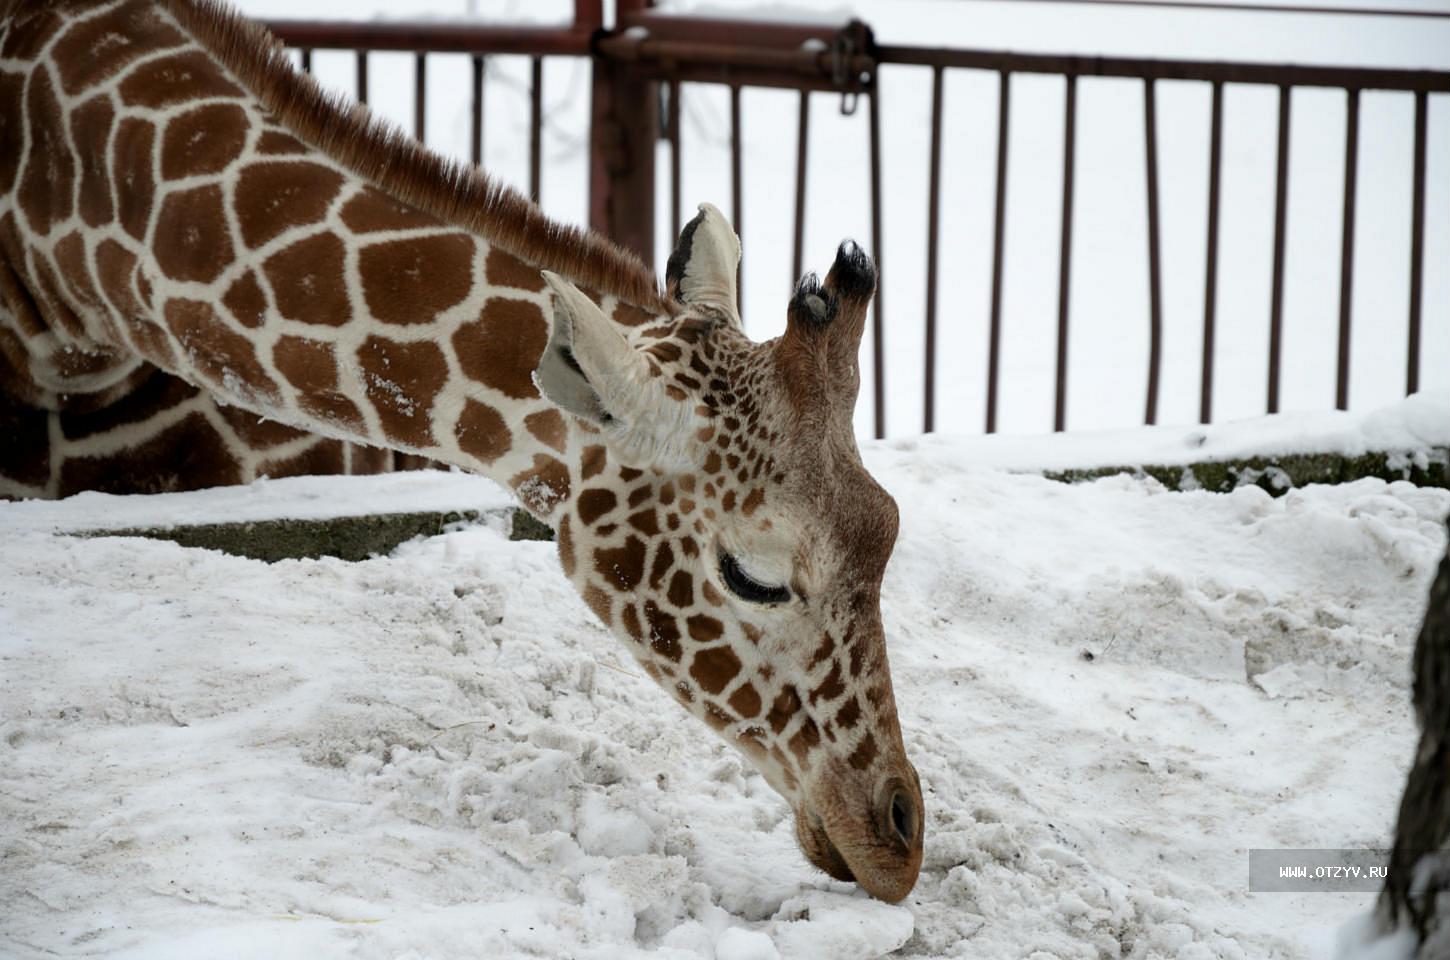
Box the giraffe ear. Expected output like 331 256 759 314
535 272 706 472
666 203 740 326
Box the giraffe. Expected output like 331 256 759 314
0 0 926 901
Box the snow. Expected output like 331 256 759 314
3 421 1447 958
885 391 1450 475
0 470 513 536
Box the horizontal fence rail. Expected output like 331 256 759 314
267 4 1448 439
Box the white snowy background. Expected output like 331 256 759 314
3 1 1450 958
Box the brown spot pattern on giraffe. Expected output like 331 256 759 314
163 299 280 403
58 410 242 497
272 335 365 431
51 0 186 95
0 376 51 487
154 185 234 284
453 398 511 466
117 50 243 109
93 240 145 320
0 72 24 196
17 68 73 235
453 297 547 399
484 248 544 292
0 7 64 63
689 646 741 695
66 95 115 227
577 489 617 526
595 536 646 592
217 405 314 449
263 233 349 325
255 129 308 155
510 454 570 516
112 117 156 241
340 187 440 233
645 601 683 661
234 162 345 249
557 515 576 577
359 234 474 325
161 103 249 179
52 232 100 312
258 438 348 479
223 271 268 329
355 336 448 446
728 683 762 718
524 409 566 452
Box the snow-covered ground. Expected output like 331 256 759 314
3 402 1448 959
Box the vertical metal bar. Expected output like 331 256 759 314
530 56 543 205
669 80 682 242
414 53 426 143
1201 80 1223 424
356 50 369 105
730 84 744 308
300 48 312 74
574 0 603 28
1267 85 1290 414
1055 73 1078 433
589 55 656 265
986 71 1010 434
923 65 944 434
792 90 810 289
869 84 886 440
1337 88 1359 411
1143 79 1163 426
470 55 485 167
1407 90 1427 395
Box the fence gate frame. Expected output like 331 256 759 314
269 2 1449 439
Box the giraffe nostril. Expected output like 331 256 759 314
889 791 915 847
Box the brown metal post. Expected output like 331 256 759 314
1337 88 1359 411
1407 90 1426 395
470 55 485 167
414 53 427 142
1201 80 1223 423
986 70 1010 434
1267 85 1290 414
1055 73 1077 433
589 36 658 266
530 56 543 204
923 65 944 434
792 91 811 288
1143 79 1163 426
869 84 886 440
731 84 744 307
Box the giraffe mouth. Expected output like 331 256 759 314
796 810 857 885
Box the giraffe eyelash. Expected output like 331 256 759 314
718 553 791 605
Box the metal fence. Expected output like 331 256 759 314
268 1 1449 439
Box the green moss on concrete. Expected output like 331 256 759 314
1044 447 1449 495
81 510 484 563
510 510 556 542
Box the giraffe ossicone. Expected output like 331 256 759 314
0 0 924 901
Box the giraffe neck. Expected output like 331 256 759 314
0 0 669 516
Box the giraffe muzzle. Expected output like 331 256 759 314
795 765 925 902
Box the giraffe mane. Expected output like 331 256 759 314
156 0 678 319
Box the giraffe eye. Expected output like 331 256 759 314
719 553 791 605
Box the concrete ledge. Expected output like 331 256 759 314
79 509 502 563
73 447 1447 562
1044 447 1449 494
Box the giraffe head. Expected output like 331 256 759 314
536 205 922 901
